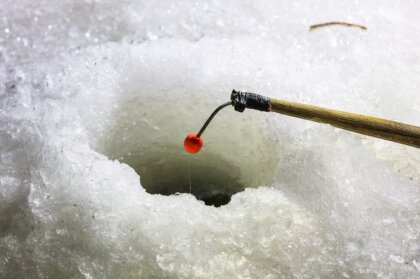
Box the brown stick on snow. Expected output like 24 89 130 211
309 21 367 31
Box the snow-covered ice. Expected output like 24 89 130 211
1 0 420 278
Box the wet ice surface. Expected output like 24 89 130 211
1 0 420 278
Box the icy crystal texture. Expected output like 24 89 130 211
1 0 420 278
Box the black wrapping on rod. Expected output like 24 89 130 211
231 90 271 112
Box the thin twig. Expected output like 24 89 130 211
309 21 367 31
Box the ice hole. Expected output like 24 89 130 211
122 150 244 207
96 95 277 207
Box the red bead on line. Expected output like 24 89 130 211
184 133 203 154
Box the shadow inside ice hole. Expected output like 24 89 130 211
120 150 245 207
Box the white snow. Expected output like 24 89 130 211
1 0 420 278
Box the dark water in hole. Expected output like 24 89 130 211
126 153 245 207
199 193 232 207
154 183 233 207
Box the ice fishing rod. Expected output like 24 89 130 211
184 90 420 153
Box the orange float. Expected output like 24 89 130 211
184 133 203 154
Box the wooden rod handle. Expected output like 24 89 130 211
270 98 420 148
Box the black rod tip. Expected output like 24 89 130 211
231 90 271 112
